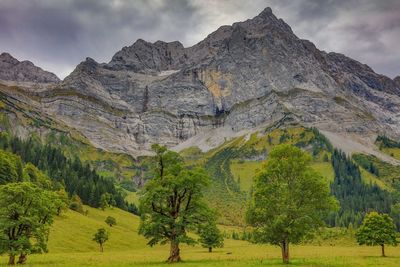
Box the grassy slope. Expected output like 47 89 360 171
353 153 400 191
381 147 400 160
1 207 399 267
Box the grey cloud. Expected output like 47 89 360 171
0 0 399 79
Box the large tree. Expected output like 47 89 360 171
139 144 212 262
0 182 58 265
356 212 398 257
246 144 337 264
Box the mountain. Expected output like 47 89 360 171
0 52 60 83
1 7 400 157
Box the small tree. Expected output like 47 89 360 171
100 193 116 210
105 216 117 227
246 145 337 264
139 144 212 262
55 188 70 216
198 222 224 252
69 194 84 214
356 212 398 257
93 228 109 252
0 182 58 265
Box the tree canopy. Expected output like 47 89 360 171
246 144 338 264
356 212 398 257
93 228 109 252
0 182 59 265
105 216 117 227
198 221 224 252
139 144 212 262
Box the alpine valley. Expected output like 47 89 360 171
0 6 400 266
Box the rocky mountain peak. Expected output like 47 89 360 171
46 7 400 155
0 52 60 83
106 38 186 73
394 76 400 87
0 52 19 64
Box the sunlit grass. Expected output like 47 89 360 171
1 206 398 266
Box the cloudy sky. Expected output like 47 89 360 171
0 0 399 79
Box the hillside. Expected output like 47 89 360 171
1 206 399 267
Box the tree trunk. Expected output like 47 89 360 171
8 255 15 265
100 243 103 253
209 247 212 253
281 239 290 264
17 253 27 264
168 240 181 262
381 244 385 257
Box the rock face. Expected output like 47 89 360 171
0 53 60 83
1 7 400 155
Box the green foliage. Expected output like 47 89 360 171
353 153 400 186
105 216 117 227
198 221 224 252
352 154 379 176
23 162 52 189
356 212 398 256
376 135 400 149
55 188 70 216
247 144 337 263
69 194 85 214
100 193 116 210
139 144 213 262
0 134 127 211
310 128 333 153
92 228 108 252
329 150 393 227
390 202 400 230
181 127 336 225
0 182 58 264
119 179 136 192
0 149 23 184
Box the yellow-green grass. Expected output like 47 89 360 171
48 206 145 253
1 207 399 266
359 168 392 192
230 161 333 192
1 240 399 266
230 160 263 191
311 162 335 182
380 147 400 161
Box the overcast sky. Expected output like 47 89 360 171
0 0 399 79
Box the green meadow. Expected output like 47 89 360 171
1 206 398 267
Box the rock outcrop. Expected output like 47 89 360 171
0 53 60 83
1 7 400 155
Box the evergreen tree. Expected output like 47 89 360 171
328 150 392 227
0 134 127 212
198 222 224 252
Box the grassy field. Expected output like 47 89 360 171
1 207 398 267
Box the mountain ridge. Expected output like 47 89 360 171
1 7 399 158
0 52 60 83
